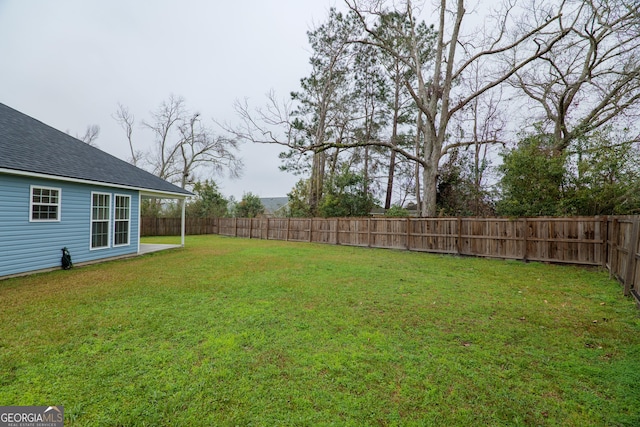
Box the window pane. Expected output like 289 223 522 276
114 221 129 245
115 196 129 220
92 221 109 248
91 193 110 247
115 196 130 220
92 194 110 220
114 196 130 246
31 187 60 221
45 206 57 219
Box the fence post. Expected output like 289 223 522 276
309 219 313 242
286 218 290 241
368 218 372 248
265 218 269 240
249 218 253 239
234 217 238 237
335 218 340 245
406 218 411 250
457 217 462 255
610 218 618 279
523 218 528 262
624 217 640 296
601 216 608 269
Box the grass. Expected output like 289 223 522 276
1 235 639 426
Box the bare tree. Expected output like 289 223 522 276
345 0 569 216
77 124 100 147
231 2 569 216
451 61 506 215
510 0 640 153
142 95 187 182
177 112 243 189
115 95 242 189
113 103 141 166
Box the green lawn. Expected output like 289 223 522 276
1 235 639 426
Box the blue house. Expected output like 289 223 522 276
0 103 192 278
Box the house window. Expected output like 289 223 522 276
91 192 110 249
114 195 131 246
30 186 61 221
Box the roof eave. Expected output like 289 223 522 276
140 190 191 199
0 168 193 198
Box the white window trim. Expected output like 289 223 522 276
90 191 111 250
113 194 131 247
29 185 62 222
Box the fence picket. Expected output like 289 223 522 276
624 218 640 296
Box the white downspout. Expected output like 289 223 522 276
137 193 142 254
181 197 186 247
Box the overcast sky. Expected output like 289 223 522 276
0 0 341 198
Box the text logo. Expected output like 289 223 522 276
0 406 64 427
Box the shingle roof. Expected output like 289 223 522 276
0 103 191 196
260 197 289 214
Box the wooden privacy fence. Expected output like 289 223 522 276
141 215 640 303
140 217 219 236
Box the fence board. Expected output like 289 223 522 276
623 218 640 296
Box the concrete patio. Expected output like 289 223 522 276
139 244 182 255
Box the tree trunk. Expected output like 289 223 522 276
385 74 401 210
309 150 325 213
363 146 369 195
421 158 439 217
385 150 397 210
419 156 440 217
414 111 423 211
420 117 442 217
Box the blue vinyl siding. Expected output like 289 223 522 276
0 174 140 277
